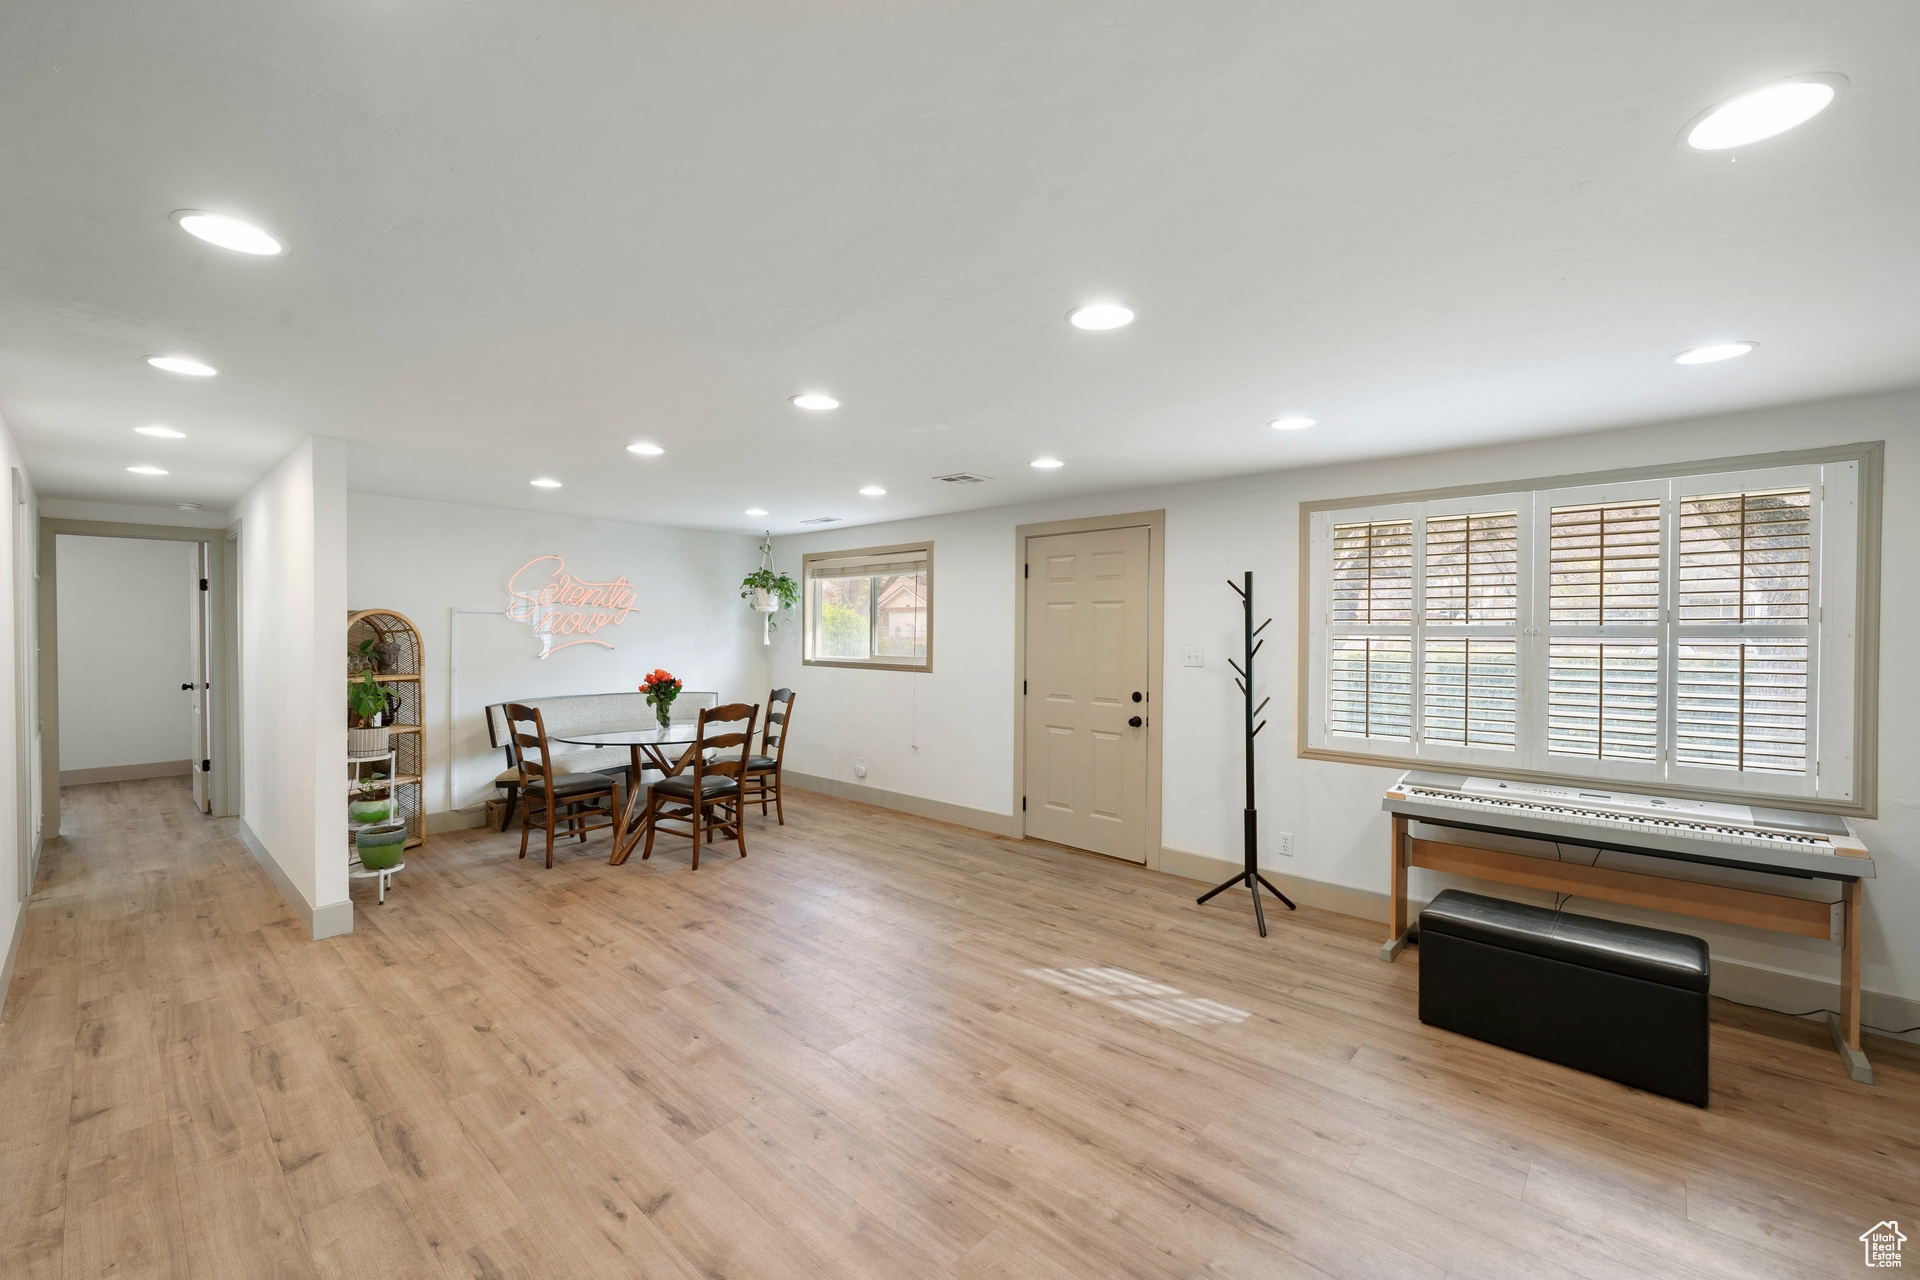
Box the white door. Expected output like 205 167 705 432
1023 526 1151 862
189 543 209 812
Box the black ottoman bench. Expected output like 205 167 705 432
1418 889 1711 1107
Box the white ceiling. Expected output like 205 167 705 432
3 1 1917 532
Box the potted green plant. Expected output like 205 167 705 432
348 669 390 757
349 776 393 825
741 536 798 645
352 635 382 673
355 821 406 870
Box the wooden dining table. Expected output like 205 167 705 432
549 723 704 865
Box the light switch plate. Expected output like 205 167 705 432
1183 646 1204 667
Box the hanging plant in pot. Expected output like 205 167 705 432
641 669 682 731
347 670 391 757
740 534 799 646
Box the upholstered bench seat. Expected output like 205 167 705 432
1417 889 1711 1107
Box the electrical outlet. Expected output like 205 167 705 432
1183 646 1204 667
1273 830 1293 857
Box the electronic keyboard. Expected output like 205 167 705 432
1383 771 1873 880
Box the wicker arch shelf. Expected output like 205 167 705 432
348 608 424 852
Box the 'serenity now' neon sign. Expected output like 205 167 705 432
506 555 641 657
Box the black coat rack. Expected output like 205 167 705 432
1197 571 1296 935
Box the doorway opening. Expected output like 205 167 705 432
37 518 234 839
1014 510 1166 868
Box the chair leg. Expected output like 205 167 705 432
502 784 519 831
773 772 784 825
734 799 747 858
518 798 531 859
690 798 702 871
544 802 557 868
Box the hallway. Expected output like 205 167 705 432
2 778 1917 1280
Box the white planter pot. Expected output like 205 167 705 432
751 587 777 613
348 725 391 758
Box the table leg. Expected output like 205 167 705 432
608 744 652 866
1827 877 1873 1084
1381 813 1410 961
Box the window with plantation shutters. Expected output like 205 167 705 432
1422 511 1518 750
1328 520 1412 741
1304 451 1870 808
1545 497 1662 762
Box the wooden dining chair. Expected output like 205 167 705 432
741 688 796 824
636 702 758 870
505 702 619 868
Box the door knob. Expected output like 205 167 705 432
181 683 193 691
1128 715 1142 728
1131 691 1142 703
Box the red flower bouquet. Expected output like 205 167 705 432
640 669 682 729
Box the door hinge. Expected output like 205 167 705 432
1024 563 1028 579
1022 796 1027 811
200 759 211 772
1023 680 1027 695
199 578 209 591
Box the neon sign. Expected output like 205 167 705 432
506 555 641 658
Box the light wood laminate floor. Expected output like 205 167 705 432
2 778 1915 1279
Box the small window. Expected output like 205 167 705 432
802 543 932 671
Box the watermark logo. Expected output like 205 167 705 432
1861 1221 1906 1268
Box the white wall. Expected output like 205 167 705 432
230 438 351 938
345 495 770 816
54 535 195 773
771 388 1920 1027
0 411 38 1012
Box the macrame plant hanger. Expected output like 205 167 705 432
1196 571 1297 935
757 533 777 645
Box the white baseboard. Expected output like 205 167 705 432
1161 843 1920 1046
426 806 486 834
237 817 354 941
0 900 25 1021
59 759 192 786
783 771 1018 837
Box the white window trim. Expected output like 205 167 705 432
1299 445 1880 816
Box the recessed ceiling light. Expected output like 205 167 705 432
1268 416 1316 431
859 485 887 497
626 443 665 456
1684 75 1844 151
791 393 840 411
745 508 769 517
136 425 186 438
1673 341 1757 365
529 478 563 488
172 210 284 255
1031 457 1065 469
1067 302 1135 331
147 355 217 377
127 465 168 476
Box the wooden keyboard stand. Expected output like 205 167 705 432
1381 802 1873 1087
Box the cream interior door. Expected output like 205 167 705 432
1023 525 1150 862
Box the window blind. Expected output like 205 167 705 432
806 549 929 579
1546 499 1661 761
1424 511 1518 624
1328 520 1413 742
1331 520 1412 624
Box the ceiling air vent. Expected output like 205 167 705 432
933 472 992 484
799 517 841 525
